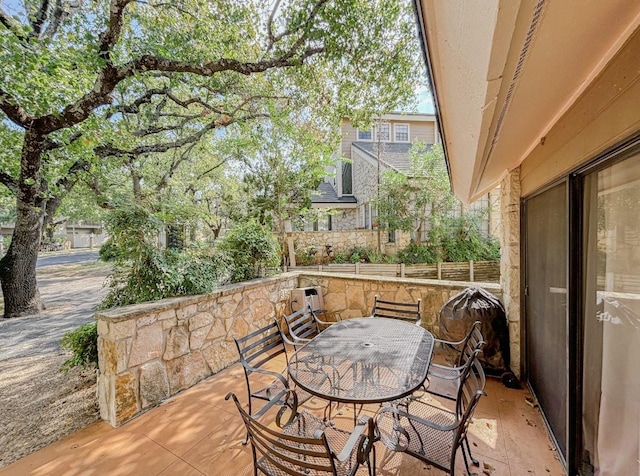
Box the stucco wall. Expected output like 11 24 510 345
519 27 640 196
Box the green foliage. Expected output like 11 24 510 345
429 214 501 262
219 220 280 283
60 322 98 370
295 242 318 266
99 240 119 262
100 247 230 309
397 242 438 264
333 252 348 264
99 205 230 309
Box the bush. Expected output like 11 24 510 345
295 242 318 266
219 220 280 283
430 214 500 262
99 205 230 309
397 242 438 264
333 252 348 264
60 322 98 370
100 247 230 309
99 240 119 262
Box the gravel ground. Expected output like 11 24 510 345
0 261 110 468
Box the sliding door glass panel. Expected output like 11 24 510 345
582 155 640 476
525 182 568 458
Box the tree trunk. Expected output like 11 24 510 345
0 132 46 318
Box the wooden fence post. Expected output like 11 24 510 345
437 262 442 280
469 260 474 281
400 263 405 278
355 262 360 275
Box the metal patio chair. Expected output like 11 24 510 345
278 305 323 351
376 349 486 475
370 295 422 325
427 321 484 401
233 322 313 434
227 390 377 476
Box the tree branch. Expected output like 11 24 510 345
95 112 268 158
0 88 34 127
31 0 51 39
0 7 28 42
99 0 134 60
0 170 19 194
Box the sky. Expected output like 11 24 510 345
415 85 435 114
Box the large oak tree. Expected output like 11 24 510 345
0 0 419 317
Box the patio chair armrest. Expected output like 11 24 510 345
311 310 340 328
378 405 460 433
244 364 290 388
428 362 465 379
334 416 375 463
433 336 466 347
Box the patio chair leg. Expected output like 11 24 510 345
461 443 472 475
464 436 479 466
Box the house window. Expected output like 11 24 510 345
317 215 332 231
341 161 352 194
394 124 409 142
357 129 372 141
375 123 390 142
388 229 396 243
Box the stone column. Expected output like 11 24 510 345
500 168 522 378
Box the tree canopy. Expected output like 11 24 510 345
0 0 424 317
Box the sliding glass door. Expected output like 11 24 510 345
581 155 640 475
525 182 568 459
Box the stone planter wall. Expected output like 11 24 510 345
96 273 298 427
96 271 504 428
298 272 503 335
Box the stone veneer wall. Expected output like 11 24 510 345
289 230 411 259
500 168 522 377
95 270 506 428
95 273 298 427
298 272 502 334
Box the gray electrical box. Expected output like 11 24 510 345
290 286 324 312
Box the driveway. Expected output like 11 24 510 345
0 253 108 361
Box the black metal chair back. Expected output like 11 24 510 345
371 295 422 325
376 349 486 475
280 305 321 350
226 392 376 476
453 321 484 367
233 321 289 417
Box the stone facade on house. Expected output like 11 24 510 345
499 168 521 377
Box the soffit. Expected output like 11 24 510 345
419 0 640 202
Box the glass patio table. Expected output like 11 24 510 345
288 317 434 405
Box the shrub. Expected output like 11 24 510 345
60 322 98 370
295 242 318 266
333 252 348 264
430 214 500 262
99 205 230 309
219 220 280 283
100 247 230 309
98 240 119 262
397 242 438 264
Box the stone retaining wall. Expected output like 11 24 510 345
298 273 503 334
96 272 504 427
95 273 298 427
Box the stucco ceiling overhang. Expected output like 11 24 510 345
415 0 640 203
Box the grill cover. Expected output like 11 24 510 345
439 287 510 374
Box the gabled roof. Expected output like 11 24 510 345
310 182 357 205
352 142 432 175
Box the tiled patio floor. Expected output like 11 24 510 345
0 354 565 475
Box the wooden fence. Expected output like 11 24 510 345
284 260 500 283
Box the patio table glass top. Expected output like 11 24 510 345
288 317 434 404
